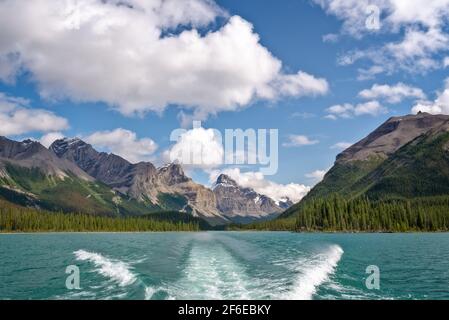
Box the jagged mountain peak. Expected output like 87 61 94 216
0 136 92 181
50 137 94 157
157 163 190 185
158 162 184 173
0 136 47 159
212 172 286 222
214 174 239 188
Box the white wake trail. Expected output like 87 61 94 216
74 250 137 287
169 242 252 300
284 245 344 300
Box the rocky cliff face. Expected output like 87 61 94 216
50 138 159 201
50 138 228 224
337 113 449 163
213 174 286 222
155 164 226 223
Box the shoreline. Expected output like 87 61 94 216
1 230 448 235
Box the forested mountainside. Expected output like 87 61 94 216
242 113 449 232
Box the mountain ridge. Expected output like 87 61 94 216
282 112 449 219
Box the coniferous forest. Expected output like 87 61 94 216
239 195 449 232
0 200 200 232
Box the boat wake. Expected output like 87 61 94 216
74 250 137 287
68 242 344 300
161 241 254 300
282 245 344 300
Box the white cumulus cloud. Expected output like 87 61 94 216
411 78 449 115
0 92 69 136
315 0 449 76
359 83 426 104
305 169 327 184
0 0 328 120
164 126 224 169
85 128 158 163
326 101 386 119
283 135 319 147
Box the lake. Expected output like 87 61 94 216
0 232 448 300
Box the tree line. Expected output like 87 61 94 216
0 200 200 232
239 195 449 232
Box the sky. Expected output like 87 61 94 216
0 0 449 203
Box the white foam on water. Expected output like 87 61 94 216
169 243 253 300
144 286 157 300
74 250 137 287
284 245 344 300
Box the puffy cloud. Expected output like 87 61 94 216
386 28 448 59
85 128 158 163
314 0 449 36
411 78 449 115
315 0 449 75
269 72 329 98
331 142 352 150
384 27 449 70
357 65 385 81
354 101 386 116
40 132 65 148
164 126 224 169
338 28 449 75
0 0 328 120
325 103 355 119
283 135 319 147
326 101 386 119
305 169 327 184
444 57 449 68
0 92 69 136
209 168 310 203
386 0 449 29
359 83 426 104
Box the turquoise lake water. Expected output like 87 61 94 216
0 232 448 300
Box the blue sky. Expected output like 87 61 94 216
0 0 448 202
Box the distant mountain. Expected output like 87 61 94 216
0 137 91 181
283 112 449 218
213 174 290 223
50 138 228 225
0 137 156 216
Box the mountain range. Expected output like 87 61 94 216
0 136 289 226
3 112 447 231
